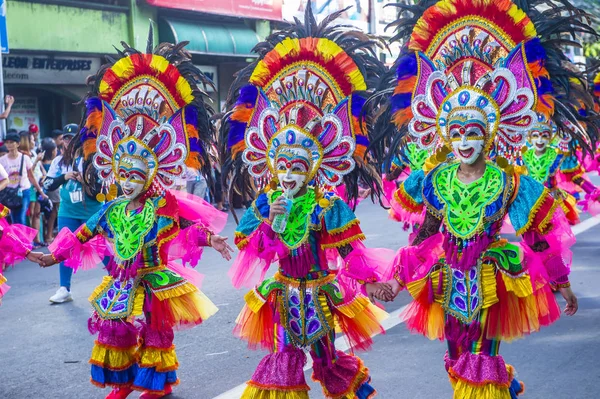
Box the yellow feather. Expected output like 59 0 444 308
149 55 169 73
175 76 194 104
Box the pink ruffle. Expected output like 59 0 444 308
228 222 289 289
49 228 106 272
166 261 204 288
0 220 37 266
388 195 425 226
168 225 209 267
381 177 397 208
449 352 509 385
0 274 9 299
556 172 585 195
169 189 228 233
390 233 444 284
337 242 395 296
249 350 308 390
578 187 600 216
522 208 573 284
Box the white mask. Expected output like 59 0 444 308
117 157 149 199
448 111 487 165
529 128 551 153
275 148 310 197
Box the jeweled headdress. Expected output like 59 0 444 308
222 2 383 207
71 32 214 201
372 0 596 168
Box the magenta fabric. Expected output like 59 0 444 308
523 208 573 283
165 260 204 288
0 218 36 267
390 232 444 284
169 224 211 267
140 325 174 349
337 241 395 295
228 222 289 288
312 351 366 397
249 350 309 390
450 352 509 385
48 227 106 272
169 189 228 233
279 242 314 278
94 318 138 348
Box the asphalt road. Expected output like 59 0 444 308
0 198 599 399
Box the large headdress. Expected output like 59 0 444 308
222 2 383 207
372 0 596 168
72 32 214 201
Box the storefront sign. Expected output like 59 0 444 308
196 65 218 93
283 0 370 31
6 97 39 132
145 0 283 20
2 55 101 85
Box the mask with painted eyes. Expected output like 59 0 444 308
117 157 149 199
448 110 488 165
529 128 552 153
275 148 311 197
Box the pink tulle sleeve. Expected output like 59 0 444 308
522 209 574 283
340 241 395 283
388 188 426 227
169 224 212 267
337 241 395 296
0 218 37 266
228 222 289 289
48 227 106 272
390 233 444 285
169 189 228 233
579 187 600 216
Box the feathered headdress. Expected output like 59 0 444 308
71 29 214 201
221 2 384 211
371 0 597 169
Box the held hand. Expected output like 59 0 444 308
386 278 403 298
26 251 44 264
559 286 578 316
5 95 14 106
65 171 76 181
365 282 395 304
211 235 234 261
268 197 288 222
38 254 58 268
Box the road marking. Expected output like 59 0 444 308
572 216 600 236
206 351 229 356
213 305 407 399
214 216 600 398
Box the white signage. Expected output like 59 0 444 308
3 55 102 85
7 97 40 132
195 65 218 93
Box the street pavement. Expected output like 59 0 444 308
0 199 599 399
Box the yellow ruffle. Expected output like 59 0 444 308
501 273 533 298
88 276 114 302
138 345 179 372
132 286 144 316
481 264 499 308
152 281 198 301
171 289 218 323
242 384 309 399
89 341 136 371
335 295 369 318
244 288 267 313
335 296 388 335
452 380 511 399
0 274 6 285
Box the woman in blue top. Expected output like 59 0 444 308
44 139 103 303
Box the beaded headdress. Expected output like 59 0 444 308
371 0 596 169
74 33 214 201
223 2 383 206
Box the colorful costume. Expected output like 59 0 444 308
46 38 224 398
223 4 389 398
372 0 592 397
0 204 37 303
